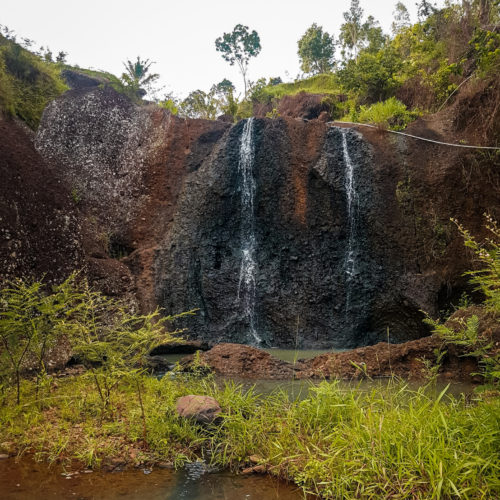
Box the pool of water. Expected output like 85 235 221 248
0 458 302 500
228 377 476 400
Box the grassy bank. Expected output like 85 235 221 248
0 373 498 499
0 33 67 128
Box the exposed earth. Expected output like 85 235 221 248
1 75 499 362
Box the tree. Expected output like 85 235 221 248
212 78 235 98
417 0 437 21
211 79 238 117
338 46 402 102
121 56 160 98
363 16 387 53
392 2 411 34
56 51 68 64
340 2 387 60
297 23 336 74
339 0 365 59
180 89 219 120
215 24 261 97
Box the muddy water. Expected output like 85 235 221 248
0 458 302 500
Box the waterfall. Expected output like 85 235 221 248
237 118 261 344
341 129 359 314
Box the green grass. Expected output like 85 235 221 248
0 34 67 128
62 65 118 84
254 74 341 104
0 374 498 499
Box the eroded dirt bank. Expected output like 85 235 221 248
182 306 499 382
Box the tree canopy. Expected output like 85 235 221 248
297 23 336 74
215 24 261 97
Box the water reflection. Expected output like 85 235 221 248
0 458 302 500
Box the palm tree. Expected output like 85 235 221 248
121 57 159 97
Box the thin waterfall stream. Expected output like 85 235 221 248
341 128 359 316
236 118 261 344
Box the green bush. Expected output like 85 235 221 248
344 97 419 130
0 274 193 407
424 216 500 386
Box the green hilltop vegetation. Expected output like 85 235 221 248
0 31 67 129
0 1 499 130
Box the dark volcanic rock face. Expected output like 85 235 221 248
156 120 383 348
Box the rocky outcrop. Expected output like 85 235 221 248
2 82 496 350
0 118 83 284
34 86 229 306
254 92 342 120
61 69 108 90
181 326 491 382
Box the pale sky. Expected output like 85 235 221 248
2 0 444 99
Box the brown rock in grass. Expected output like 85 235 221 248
175 395 222 424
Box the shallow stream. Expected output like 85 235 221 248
0 349 477 499
0 458 302 500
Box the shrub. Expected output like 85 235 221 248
0 274 194 407
424 215 500 386
354 97 419 130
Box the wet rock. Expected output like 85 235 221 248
175 395 222 424
157 461 173 469
145 355 176 372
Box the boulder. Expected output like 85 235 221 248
175 395 222 424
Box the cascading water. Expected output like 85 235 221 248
237 118 261 344
341 128 359 315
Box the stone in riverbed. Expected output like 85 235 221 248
175 395 221 424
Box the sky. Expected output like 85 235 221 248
2 0 443 99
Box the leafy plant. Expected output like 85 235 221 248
456 214 500 313
424 215 500 386
352 97 420 130
0 274 83 404
120 56 159 99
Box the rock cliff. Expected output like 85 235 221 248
2 85 498 348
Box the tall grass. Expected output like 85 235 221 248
0 34 67 128
255 74 341 103
0 374 498 499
